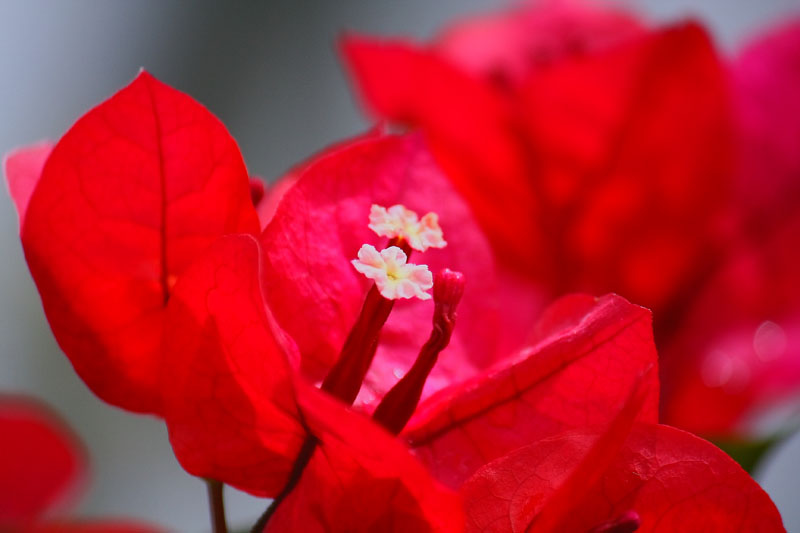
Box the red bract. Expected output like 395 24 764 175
461 415 784 531
406 293 658 487
160 235 305 496
160 233 463 529
662 19 800 437
9 70 784 529
343 16 731 313
4 141 53 227
732 19 800 219
264 386 464 533
0 395 158 532
159 129 663 527
257 132 660 482
434 1 643 82
4 71 260 414
259 133 512 398
342 2 800 440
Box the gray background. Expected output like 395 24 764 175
1 1 799 531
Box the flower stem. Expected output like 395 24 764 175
206 479 228 533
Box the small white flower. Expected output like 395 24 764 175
351 244 433 300
368 204 447 252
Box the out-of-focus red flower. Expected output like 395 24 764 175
342 1 800 440
343 7 731 314
3 71 260 415
0 395 158 532
662 19 800 437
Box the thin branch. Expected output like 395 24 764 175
250 436 318 532
206 479 228 533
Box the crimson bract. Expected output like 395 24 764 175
4 70 785 531
342 1 800 442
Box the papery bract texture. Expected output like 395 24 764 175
161 232 467 533
161 236 464 530
459 375 647 532
405 293 659 487
265 385 463 533
161 235 305 496
16 71 260 413
260 133 520 407
0 396 85 526
461 423 785 532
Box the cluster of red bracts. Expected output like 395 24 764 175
3 1 798 532
343 4 800 442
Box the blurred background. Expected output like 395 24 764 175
1 1 799 531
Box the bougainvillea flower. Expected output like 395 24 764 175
662 19 800 438
160 130 660 507
342 2 800 440
460 389 784 532
0 395 158 532
257 133 658 434
258 132 511 393
160 234 463 530
164 221 778 533
4 71 260 414
262 382 464 532
343 10 732 314
9 72 782 529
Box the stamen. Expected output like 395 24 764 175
373 269 465 435
352 244 433 301
588 511 640 533
368 204 447 252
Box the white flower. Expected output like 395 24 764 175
351 244 433 300
368 204 447 252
